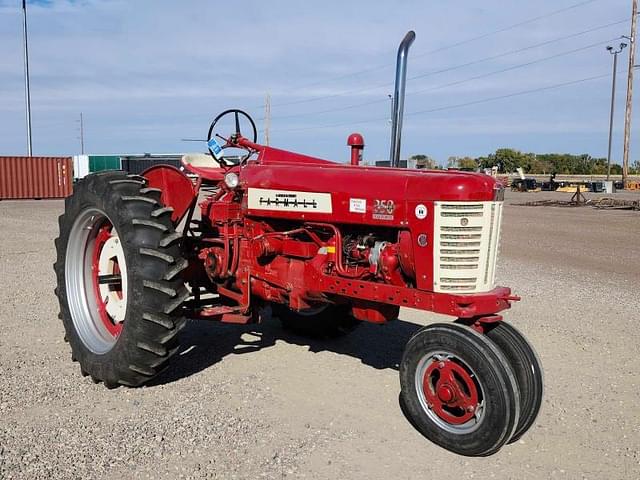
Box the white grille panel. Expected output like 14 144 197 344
433 201 503 293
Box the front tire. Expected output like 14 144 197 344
485 321 543 443
54 171 189 388
399 323 520 456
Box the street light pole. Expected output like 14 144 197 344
21 0 33 156
606 42 627 181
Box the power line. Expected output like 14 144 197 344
263 0 602 108
270 18 627 115
270 71 615 134
266 20 628 122
407 18 629 83
406 71 618 117
412 0 601 61
264 93 271 145
409 36 621 96
259 97 388 122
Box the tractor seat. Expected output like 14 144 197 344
181 153 225 181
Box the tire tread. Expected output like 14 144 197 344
54 171 187 389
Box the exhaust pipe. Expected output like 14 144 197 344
389 30 415 168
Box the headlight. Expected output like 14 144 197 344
224 172 239 189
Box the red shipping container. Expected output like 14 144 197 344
0 156 73 200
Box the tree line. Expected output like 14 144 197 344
411 149 640 174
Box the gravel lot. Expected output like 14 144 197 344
1 190 639 479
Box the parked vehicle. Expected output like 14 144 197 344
53 32 542 457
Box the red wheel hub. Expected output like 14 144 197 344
437 384 455 402
423 358 479 425
91 224 124 337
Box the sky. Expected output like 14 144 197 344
0 0 636 165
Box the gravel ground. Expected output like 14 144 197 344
1 190 639 479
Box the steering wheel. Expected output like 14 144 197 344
207 109 258 167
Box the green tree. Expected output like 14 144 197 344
447 156 478 170
477 148 535 173
475 149 613 175
410 154 436 169
610 164 623 175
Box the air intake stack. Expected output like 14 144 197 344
389 30 415 168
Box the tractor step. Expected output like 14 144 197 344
193 305 252 324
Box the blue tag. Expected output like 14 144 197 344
207 137 224 160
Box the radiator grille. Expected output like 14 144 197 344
433 201 503 293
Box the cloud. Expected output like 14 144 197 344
0 0 633 163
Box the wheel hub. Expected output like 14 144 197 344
91 223 127 337
436 384 455 403
422 355 481 426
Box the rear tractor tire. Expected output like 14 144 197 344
54 171 189 388
399 323 521 456
275 304 361 339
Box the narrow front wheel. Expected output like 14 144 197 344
485 321 543 443
399 323 520 456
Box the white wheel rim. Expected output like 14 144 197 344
65 208 127 354
97 235 128 322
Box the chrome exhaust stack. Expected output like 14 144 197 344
389 30 415 168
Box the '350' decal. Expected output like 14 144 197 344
373 199 395 220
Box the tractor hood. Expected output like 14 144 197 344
241 161 499 227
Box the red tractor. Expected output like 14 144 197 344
54 32 542 456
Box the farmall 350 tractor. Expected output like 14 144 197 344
54 32 542 456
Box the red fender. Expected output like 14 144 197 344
142 165 197 224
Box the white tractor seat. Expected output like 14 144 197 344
181 153 222 169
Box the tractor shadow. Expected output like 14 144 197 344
149 314 423 387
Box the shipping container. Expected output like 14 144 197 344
89 155 121 173
120 156 183 175
0 156 73 199
73 154 90 179
72 153 186 179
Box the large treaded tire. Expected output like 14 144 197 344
484 321 543 443
275 304 361 339
54 171 189 388
399 323 520 456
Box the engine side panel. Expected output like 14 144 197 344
240 163 497 292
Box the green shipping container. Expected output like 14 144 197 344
89 155 121 172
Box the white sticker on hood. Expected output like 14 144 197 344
349 198 366 213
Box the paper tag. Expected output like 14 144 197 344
207 137 224 160
349 198 366 213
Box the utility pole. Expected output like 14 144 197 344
606 42 627 180
79 112 85 154
622 0 638 188
21 0 33 156
264 93 271 146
